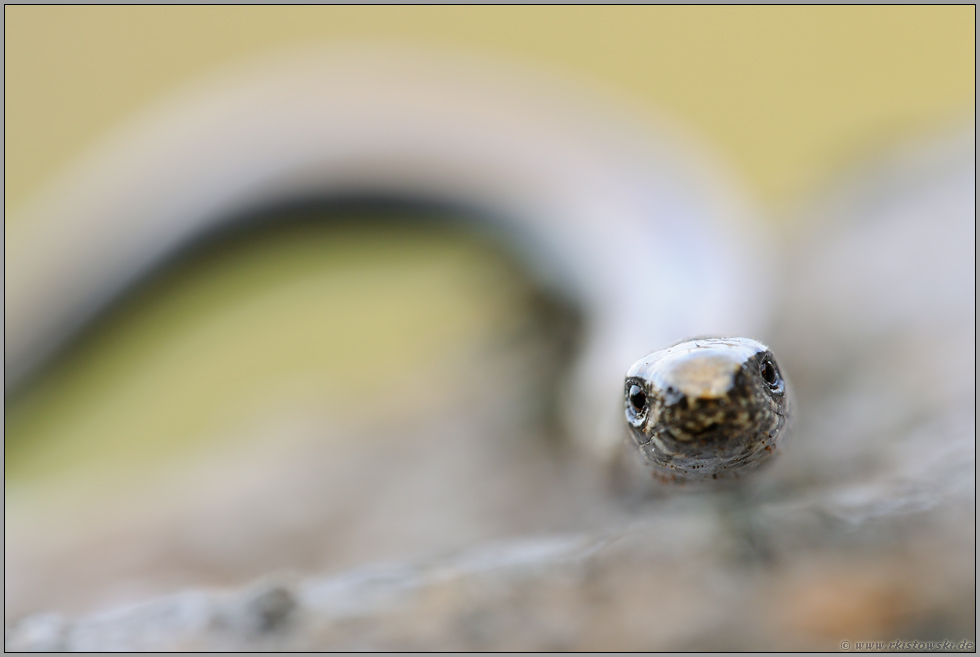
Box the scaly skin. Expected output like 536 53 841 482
624 337 790 483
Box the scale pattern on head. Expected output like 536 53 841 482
624 337 789 483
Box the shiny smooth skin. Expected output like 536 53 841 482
624 337 790 483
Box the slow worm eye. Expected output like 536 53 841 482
628 384 646 412
761 358 779 387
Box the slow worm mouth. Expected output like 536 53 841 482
666 420 728 443
685 420 721 436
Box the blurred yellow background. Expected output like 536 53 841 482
2 7 976 629
4 5 975 215
3 5 976 514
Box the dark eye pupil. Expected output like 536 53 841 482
762 360 777 385
628 385 646 411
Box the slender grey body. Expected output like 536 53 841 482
4 47 772 470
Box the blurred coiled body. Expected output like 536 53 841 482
4 47 769 462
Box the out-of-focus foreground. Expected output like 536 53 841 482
4 7 976 651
